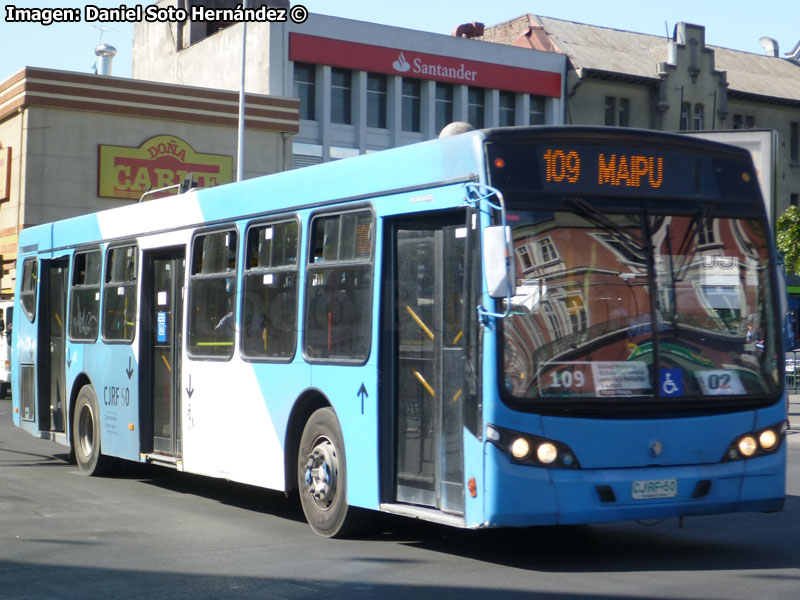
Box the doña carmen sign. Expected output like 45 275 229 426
98 135 233 200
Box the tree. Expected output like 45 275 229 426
776 205 800 276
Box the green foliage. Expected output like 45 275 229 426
777 205 800 275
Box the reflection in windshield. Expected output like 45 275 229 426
502 209 778 402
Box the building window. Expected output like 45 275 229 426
330 68 352 125
680 102 691 131
538 237 558 263
401 78 421 132
604 96 616 126
733 114 756 129
697 219 716 246
499 91 515 127
435 82 453 133
791 122 799 163
605 96 630 126
366 73 387 129
530 96 546 125
516 245 533 271
293 63 316 121
693 104 704 130
541 301 563 339
791 194 799 207
103 245 138 343
618 98 630 127
468 87 485 129
188 230 238 358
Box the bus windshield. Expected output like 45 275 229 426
501 206 779 403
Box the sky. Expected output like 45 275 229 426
1 0 798 80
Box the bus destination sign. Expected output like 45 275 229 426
542 149 663 189
486 142 743 200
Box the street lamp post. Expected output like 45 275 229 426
236 0 249 182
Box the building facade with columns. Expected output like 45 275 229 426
132 1 568 168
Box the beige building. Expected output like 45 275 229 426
482 16 800 222
0 66 299 297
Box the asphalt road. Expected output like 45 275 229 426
1 396 798 600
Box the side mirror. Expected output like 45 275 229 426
483 225 516 299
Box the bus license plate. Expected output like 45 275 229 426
632 479 678 500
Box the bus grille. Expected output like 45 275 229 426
19 365 35 421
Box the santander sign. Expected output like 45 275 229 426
289 33 562 98
393 51 478 82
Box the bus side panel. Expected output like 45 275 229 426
78 343 142 461
180 359 294 491
463 428 487 528
308 365 380 510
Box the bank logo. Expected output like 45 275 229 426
392 52 411 73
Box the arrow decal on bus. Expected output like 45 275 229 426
126 357 134 379
186 374 194 398
357 383 368 415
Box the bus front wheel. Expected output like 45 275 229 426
72 385 114 476
297 407 361 537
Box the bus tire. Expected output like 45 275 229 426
297 407 361 538
72 385 114 476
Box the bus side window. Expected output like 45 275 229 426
20 257 38 322
103 245 138 342
304 210 374 361
70 249 101 341
188 229 238 359
241 219 299 360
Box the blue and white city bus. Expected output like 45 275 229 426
12 126 787 537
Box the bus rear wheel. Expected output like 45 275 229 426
72 385 114 476
297 407 362 537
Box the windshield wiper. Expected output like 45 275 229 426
669 208 710 282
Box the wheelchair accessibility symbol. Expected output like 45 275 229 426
659 368 684 397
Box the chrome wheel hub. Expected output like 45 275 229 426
304 438 339 510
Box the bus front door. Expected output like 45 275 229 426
393 217 466 515
145 249 185 457
39 258 68 433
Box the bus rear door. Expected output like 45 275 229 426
141 248 185 459
38 258 69 434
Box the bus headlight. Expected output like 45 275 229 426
486 424 580 469
759 429 778 450
511 438 531 459
738 436 757 457
537 442 558 464
723 422 786 462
